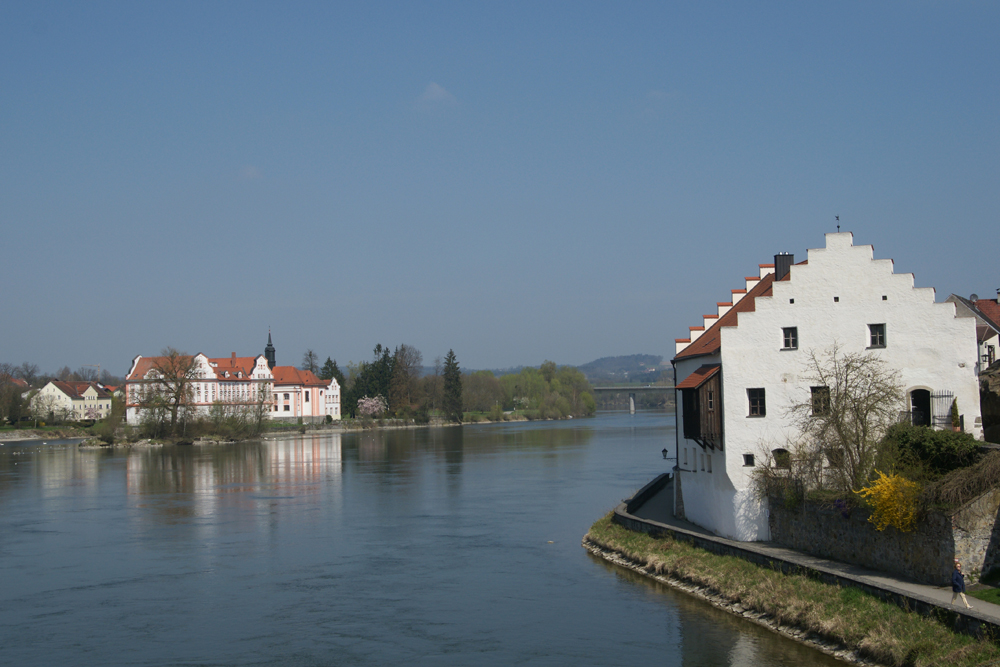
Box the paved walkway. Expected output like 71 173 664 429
622 477 1000 636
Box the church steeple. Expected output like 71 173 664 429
264 331 276 369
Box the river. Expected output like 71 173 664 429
0 411 839 666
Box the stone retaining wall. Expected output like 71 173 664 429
768 490 1000 585
613 499 1000 641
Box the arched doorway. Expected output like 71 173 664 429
910 389 930 426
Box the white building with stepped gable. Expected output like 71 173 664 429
671 232 982 541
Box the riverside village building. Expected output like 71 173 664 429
125 334 340 425
33 380 113 421
672 232 982 542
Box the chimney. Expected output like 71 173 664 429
774 253 794 281
232 352 236 360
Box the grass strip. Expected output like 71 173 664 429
585 512 1000 667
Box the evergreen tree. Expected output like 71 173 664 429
442 349 463 423
319 357 346 388
342 345 394 418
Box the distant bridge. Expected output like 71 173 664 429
590 385 674 393
590 385 674 414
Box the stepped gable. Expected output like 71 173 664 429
674 273 776 360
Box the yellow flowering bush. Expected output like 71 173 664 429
855 470 921 532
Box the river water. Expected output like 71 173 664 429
0 412 838 666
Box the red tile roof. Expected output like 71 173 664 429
272 367 326 387
675 364 721 389
126 355 195 382
975 299 1000 331
674 273 777 361
208 355 261 380
52 381 110 399
128 353 267 383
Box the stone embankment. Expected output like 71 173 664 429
583 539 882 666
0 428 88 441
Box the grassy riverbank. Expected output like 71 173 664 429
585 513 1000 667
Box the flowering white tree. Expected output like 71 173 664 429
357 395 388 418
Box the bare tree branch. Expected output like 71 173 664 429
789 344 903 493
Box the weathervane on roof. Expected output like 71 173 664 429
836 215 840 233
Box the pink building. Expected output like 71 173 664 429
272 367 340 423
125 335 340 425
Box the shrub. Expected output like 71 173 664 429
855 470 921 532
357 395 388 418
880 423 979 478
414 404 430 424
924 451 1000 509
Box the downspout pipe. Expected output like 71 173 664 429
672 359 680 518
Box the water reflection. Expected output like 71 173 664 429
0 414 837 667
123 437 344 526
126 438 342 496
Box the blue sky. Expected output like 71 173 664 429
3 2 998 375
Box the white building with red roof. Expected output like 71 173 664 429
946 291 1000 371
34 381 112 421
672 232 982 541
125 337 341 425
271 366 340 422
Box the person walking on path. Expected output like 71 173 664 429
952 561 973 609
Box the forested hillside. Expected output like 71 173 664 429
576 354 667 385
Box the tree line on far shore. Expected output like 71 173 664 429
301 346 595 422
1 346 599 429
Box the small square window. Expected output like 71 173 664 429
869 323 886 348
882 295 887 301
833 296 840 302
782 327 798 350
743 454 755 467
789 298 794 304
748 388 766 417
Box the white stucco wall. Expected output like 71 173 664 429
324 378 341 420
674 232 982 542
